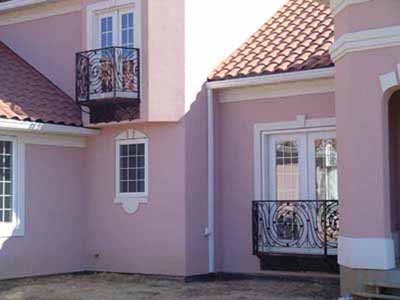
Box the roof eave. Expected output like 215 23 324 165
206 67 335 90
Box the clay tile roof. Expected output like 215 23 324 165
0 42 82 126
209 0 334 81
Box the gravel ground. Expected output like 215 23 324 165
0 273 340 300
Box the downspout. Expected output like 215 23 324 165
207 87 215 273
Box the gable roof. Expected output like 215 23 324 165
0 42 82 126
209 0 334 81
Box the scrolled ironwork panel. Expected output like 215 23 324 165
75 47 140 102
253 200 339 255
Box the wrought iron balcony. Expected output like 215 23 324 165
252 200 339 257
75 47 140 104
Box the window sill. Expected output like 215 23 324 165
114 195 148 214
0 224 24 238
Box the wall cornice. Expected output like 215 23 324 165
330 0 372 17
330 26 400 63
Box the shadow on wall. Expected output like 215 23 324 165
388 89 400 260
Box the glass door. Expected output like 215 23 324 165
263 131 339 254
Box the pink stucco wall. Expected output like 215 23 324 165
0 11 83 98
84 123 187 276
215 92 335 273
0 144 86 280
184 87 209 276
335 46 400 239
335 0 400 38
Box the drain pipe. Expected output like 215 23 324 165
207 87 215 274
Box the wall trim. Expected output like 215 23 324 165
253 115 336 201
330 26 400 63
0 0 81 26
338 236 396 270
217 77 334 103
330 0 371 17
207 68 335 91
0 119 99 137
380 65 400 93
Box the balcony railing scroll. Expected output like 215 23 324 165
252 200 339 256
76 47 140 103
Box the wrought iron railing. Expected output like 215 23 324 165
76 47 140 103
252 200 339 256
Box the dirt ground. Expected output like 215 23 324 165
0 273 340 300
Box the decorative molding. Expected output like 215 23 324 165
116 128 147 140
207 68 335 90
218 77 334 103
338 236 396 270
330 26 400 63
0 119 99 137
380 72 398 93
379 64 400 94
254 115 336 201
114 129 149 214
330 0 371 17
0 0 82 26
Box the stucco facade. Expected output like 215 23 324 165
1 0 400 296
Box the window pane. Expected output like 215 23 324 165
275 140 299 201
128 144 137 155
138 181 145 193
315 139 338 200
4 210 11 223
128 181 136 193
122 14 127 28
120 181 128 193
120 145 128 156
137 168 145 180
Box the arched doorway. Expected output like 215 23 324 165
388 90 400 238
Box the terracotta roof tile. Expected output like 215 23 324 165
209 0 334 81
0 42 82 126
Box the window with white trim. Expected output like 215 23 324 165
0 136 24 238
116 135 148 199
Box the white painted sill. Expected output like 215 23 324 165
0 224 24 238
114 195 148 214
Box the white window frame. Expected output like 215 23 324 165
0 136 25 238
254 116 337 255
114 129 148 214
86 0 141 50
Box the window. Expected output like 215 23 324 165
0 136 24 238
0 141 13 223
118 142 146 194
115 130 148 214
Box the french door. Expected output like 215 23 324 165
262 131 338 254
266 131 337 201
95 8 137 96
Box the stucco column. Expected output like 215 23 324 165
331 0 400 271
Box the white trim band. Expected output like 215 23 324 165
330 26 400 63
206 68 335 90
338 236 396 270
330 0 371 17
0 119 99 137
